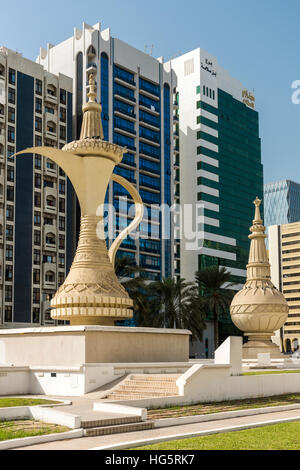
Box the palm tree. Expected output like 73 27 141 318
114 255 154 325
195 266 236 351
146 277 206 342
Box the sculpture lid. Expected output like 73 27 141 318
62 74 125 162
80 74 104 140
246 196 271 284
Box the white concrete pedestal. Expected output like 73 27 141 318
0 325 191 367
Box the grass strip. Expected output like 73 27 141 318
147 393 300 420
0 398 60 408
0 420 69 441
132 422 300 450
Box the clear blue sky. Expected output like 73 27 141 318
1 0 299 184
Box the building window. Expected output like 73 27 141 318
8 68 16 85
5 266 13 282
59 254 65 268
8 107 15 123
45 106 55 115
7 166 14 182
101 52 109 141
7 146 15 161
35 174 41 188
34 230 41 245
60 107 66 123
43 255 54 263
44 177 54 188
60 126 66 141
33 307 40 324
60 89 66 105
8 126 15 143
59 198 65 212
58 272 65 286
6 225 13 241
44 216 54 225
76 52 83 138
35 156 42 170
34 212 41 226
35 98 42 114
46 159 55 170
59 180 65 194
33 288 40 303
33 269 40 284
33 250 40 264
35 135 42 147
4 306 12 323
59 234 65 249
35 117 42 133
6 205 14 221
5 285 13 303
6 186 14 201
5 245 13 261
45 271 55 283
36 79 43 96
59 217 65 231
8 88 15 104
34 192 41 207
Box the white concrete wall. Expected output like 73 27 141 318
0 368 31 395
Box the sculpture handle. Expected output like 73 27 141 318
108 174 144 267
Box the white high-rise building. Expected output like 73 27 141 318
37 22 178 285
0 47 73 328
168 48 263 354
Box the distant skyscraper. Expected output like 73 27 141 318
264 180 300 229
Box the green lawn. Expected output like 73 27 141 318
243 370 300 375
0 420 69 441
0 398 60 408
132 422 300 450
148 393 300 420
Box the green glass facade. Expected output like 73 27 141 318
197 89 263 340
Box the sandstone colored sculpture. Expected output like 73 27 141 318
230 197 289 358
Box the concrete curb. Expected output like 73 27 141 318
90 416 300 450
0 429 84 450
152 403 300 428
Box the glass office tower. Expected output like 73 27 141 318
264 180 300 229
37 22 176 283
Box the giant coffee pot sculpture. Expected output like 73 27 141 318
16 75 144 325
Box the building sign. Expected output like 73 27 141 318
201 58 217 77
242 89 255 109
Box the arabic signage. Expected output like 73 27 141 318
242 89 255 109
201 58 217 77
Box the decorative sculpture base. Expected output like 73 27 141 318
242 333 284 359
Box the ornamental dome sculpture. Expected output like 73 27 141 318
230 197 289 358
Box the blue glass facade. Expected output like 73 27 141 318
102 62 166 282
264 180 300 229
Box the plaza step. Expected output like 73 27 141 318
81 415 141 429
84 420 154 437
104 373 181 401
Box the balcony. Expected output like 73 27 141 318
43 270 56 289
114 76 136 90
